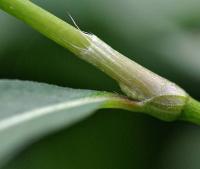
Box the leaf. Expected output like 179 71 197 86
0 80 105 166
0 79 140 168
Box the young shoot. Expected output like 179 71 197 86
0 0 200 124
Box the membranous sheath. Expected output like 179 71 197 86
72 32 189 121
76 33 187 99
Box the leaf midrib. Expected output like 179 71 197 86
0 96 108 131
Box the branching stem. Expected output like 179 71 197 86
0 0 200 124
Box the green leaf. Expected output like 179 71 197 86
0 79 141 167
0 80 104 166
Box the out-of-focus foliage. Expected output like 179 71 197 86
0 0 200 169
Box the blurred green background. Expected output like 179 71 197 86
1 0 200 168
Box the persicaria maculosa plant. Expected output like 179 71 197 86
0 0 200 125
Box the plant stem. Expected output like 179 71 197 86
0 0 89 55
1 0 200 124
0 0 186 100
180 97 200 125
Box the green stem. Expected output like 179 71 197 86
1 0 200 124
0 0 155 101
0 0 186 100
180 97 200 125
0 0 89 55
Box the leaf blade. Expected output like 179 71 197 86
0 80 109 166
0 80 143 167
